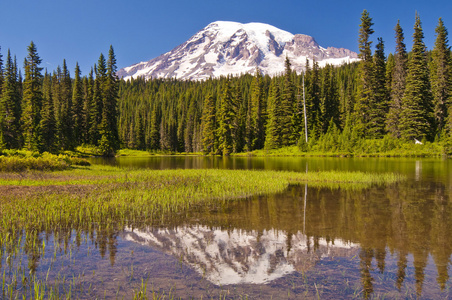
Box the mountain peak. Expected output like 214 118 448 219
118 21 358 81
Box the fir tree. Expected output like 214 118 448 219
99 46 120 156
387 20 408 138
60 60 73 149
149 107 160 150
400 13 434 141
368 37 388 138
38 72 56 152
250 68 265 150
430 18 452 137
232 82 245 152
217 79 235 155
0 49 21 149
320 64 340 133
281 57 295 146
86 69 98 144
354 9 374 136
201 93 216 154
306 60 322 137
21 41 43 151
0 46 3 98
264 78 282 149
72 63 84 145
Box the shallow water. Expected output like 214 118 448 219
3 157 452 299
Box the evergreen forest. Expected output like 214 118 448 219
1 11 452 156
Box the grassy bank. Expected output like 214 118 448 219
234 141 448 157
0 165 403 232
0 150 90 172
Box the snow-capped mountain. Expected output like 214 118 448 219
117 21 358 81
122 225 359 285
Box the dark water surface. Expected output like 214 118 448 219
5 157 452 299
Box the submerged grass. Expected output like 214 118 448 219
0 165 403 233
0 165 403 298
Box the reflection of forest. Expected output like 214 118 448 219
188 182 452 296
4 175 451 297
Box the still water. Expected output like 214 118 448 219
8 157 452 298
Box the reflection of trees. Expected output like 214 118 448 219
6 168 452 297
188 181 452 297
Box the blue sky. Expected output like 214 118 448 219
0 0 450 76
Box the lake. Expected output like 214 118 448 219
4 156 452 299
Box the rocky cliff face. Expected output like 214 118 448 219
118 21 358 81
122 225 359 285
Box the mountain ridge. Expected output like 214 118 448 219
118 21 359 81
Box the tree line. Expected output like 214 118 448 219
0 42 120 156
1 10 451 155
118 11 451 155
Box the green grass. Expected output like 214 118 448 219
0 165 404 299
234 141 448 158
0 165 403 232
0 151 90 172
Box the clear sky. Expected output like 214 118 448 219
0 0 451 76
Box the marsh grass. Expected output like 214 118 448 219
0 151 90 172
0 165 404 299
0 166 403 233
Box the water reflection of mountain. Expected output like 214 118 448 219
123 226 359 285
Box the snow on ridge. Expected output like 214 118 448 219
118 21 358 81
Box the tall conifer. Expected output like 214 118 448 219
217 79 235 155
264 78 282 149
201 93 216 154
368 37 388 138
72 63 84 145
21 41 43 150
39 72 56 152
354 9 374 136
400 13 434 141
430 18 452 137
281 57 295 146
0 50 21 149
250 68 265 150
99 46 120 156
387 20 408 138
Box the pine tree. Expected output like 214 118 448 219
201 93 216 154
0 46 3 99
99 46 120 156
134 110 145 150
38 72 56 152
400 13 434 141
281 57 295 146
0 49 21 149
217 79 235 155
306 60 322 137
320 64 340 133
148 107 160 150
430 18 452 137
232 82 245 152
21 41 43 151
368 37 388 138
86 69 98 144
250 68 265 150
60 60 73 150
387 20 408 138
264 78 282 149
72 63 84 145
354 9 374 136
